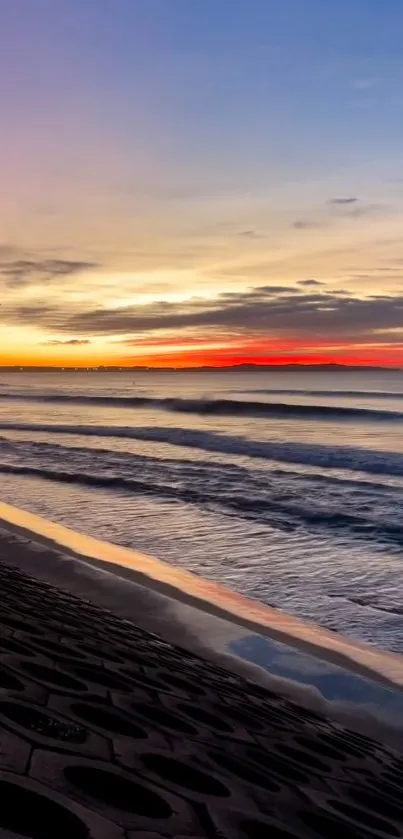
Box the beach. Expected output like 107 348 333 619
2 1 403 833
1 511 403 836
1 368 403 654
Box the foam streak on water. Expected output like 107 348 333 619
0 368 402 653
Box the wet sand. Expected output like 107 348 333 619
0 498 402 693
0 519 403 835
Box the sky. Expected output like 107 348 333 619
1 0 403 368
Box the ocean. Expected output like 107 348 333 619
0 368 403 653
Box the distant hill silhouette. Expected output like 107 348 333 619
0 363 400 373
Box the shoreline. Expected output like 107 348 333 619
0 499 402 695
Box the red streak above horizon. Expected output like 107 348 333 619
117 334 403 368
118 348 403 369
3 337 403 369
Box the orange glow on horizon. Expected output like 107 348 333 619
1 341 402 369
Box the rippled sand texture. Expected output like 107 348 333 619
0 560 403 837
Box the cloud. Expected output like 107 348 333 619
0 255 97 289
345 203 390 219
238 230 260 239
293 220 314 229
327 201 391 223
220 285 301 297
41 339 91 346
13 304 56 320
10 286 400 343
3 281 403 348
328 197 358 205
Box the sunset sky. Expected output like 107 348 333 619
1 0 403 367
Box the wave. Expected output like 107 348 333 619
0 390 402 421
2 433 402 497
1 460 403 544
2 420 403 478
240 388 403 400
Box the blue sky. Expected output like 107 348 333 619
1 1 403 365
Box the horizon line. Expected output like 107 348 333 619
0 362 401 372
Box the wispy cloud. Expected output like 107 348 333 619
238 230 260 239
328 197 358 205
293 220 315 230
328 199 391 220
41 339 91 345
5 285 402 348
298 279 324 287
0 254 97 289
345 203 390 219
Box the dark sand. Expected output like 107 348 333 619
0 532 403 835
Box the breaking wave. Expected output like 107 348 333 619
0 391 402 421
